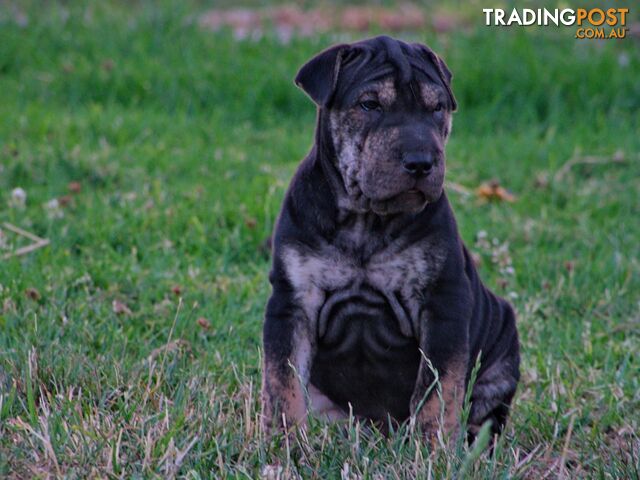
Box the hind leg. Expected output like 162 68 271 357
467 355 519 444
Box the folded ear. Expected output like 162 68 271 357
435 54 453 85
413 44 457 111
295 44 348 107
431 52 457 111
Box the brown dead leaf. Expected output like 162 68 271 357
197 317 211 330
476 180 517 202
68 181 81 194
244 217 257 229
58 195 73 207
25 287 41 301
112 300 132 316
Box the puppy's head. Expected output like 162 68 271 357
296 36 456 215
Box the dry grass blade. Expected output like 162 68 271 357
2 222 44 242
558 415 576 479
147 339 191 363
1 222 50 260
446 181 472 197
11 415 61 477
513 444 543 472
553 150 633 182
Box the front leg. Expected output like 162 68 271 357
261 286 315 434
410 312 469 442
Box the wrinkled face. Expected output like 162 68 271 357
329 73 452 215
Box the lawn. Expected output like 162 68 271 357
0 2 639 478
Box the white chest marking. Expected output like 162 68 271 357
282 242 442 337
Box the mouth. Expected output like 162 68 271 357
395 189 426 204
376 188 424 203
369 188 427 215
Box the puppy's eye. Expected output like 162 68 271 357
360 100 381 112
433 103 443 112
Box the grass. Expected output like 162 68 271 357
0 1 639 478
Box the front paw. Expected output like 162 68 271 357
416 421 439 450
261 397 308 439
418 420 462 450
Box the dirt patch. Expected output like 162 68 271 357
199 4 465 41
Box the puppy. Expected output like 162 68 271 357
261 36 520 442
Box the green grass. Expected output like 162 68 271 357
1 2 639 478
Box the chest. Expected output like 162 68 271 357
282 235 446 338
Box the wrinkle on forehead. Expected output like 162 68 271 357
334 58 393 100
333 37 455 109
339 77 396 106
337 74 446 113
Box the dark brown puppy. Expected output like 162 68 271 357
262 36 520 442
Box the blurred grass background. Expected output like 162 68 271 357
0 1 638 477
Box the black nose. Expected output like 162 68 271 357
402 152 434 177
